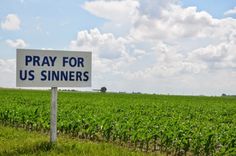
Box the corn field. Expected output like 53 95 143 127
0 88 235 155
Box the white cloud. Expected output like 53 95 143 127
70 28 127 59
74 0 236 95
1 14 21 31
83 0 139 22
224 7 236 16
0 59 16 88
6 39 27 48
190 33 236 69
83 0 140 35
129 6 216 41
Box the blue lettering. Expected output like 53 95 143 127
62 57 84 67
61 71 68 81
40 70 89 82
62 57 69 67
26 56 57 67
28 70 35 81
42 57 50 66
41 70 47 81
76 71 82 81
52 71 60 81
78 57 84 67
50 56 57 66
69 57 77 67
83 71 89 81
20 70 27 80
33 56 40 66
25 56 32 66
41 56 57 66
69 71 75 81
19 70 34 80
48 71 51 81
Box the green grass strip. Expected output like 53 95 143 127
0 125 161 156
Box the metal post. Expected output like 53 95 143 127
50 87 58 143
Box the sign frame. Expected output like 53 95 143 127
16 49 92 87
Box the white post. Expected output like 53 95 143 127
50 87 58 143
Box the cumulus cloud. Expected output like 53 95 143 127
69 0 236 95
224 7 236 16
6 39 27 48
83 0 140 35
190 32 236 69
70 28 127 59
1 14 21 31
129 6 216 41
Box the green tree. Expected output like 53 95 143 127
100 87 107 93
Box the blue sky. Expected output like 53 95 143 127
181 0 236 18
0 0 236 95
0 0 105 58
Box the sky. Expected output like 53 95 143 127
0 0 236 95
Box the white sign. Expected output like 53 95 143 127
16 49 92 87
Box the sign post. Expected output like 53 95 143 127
50 87 57 143
16 49 92 143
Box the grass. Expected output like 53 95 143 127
0 125 160 156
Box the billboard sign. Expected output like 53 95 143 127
16 49 92 87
